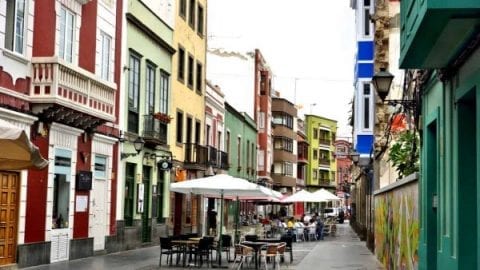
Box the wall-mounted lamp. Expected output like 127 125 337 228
120 137 145 159
372 68 416 109
349 151 360 165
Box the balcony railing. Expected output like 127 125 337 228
319 159 330 166
30 57 116 122
207 146 218 167
143 115 167 146
218 150 229 170
185 143 208 166
319 139 331 146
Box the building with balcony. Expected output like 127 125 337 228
224 102 257 227
305 115 337 194
399 0 480 269
118 0 175 252
170 0 207 236
271 95 297 196
0 0 123 267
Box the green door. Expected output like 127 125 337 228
142 166 151 242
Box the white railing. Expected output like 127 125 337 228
30 57 116 122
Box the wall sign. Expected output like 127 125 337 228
76 171 92 190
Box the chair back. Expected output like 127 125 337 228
280 235 293 248
276 243 286 255
308 226 316 234
221 234 232 248
160 237 172 249
198 238 210 251
265 244 278 256
245 234 258 242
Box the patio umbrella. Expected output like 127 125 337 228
312 188 341 201
282 189 328 203
0 119 48 170
170 173 274 267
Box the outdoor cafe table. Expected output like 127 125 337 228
241 241 280 270
171 239 199 267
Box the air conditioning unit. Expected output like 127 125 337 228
279 187 287 193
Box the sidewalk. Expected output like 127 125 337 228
24 222 383 270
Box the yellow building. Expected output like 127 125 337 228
170 0 207 235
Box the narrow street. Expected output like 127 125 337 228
24 223 383 270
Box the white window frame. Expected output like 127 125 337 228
362 0 372 38
4 0 27 54
94 155 107 180
100 32 112 81
361 82 373 132
59 6 75 63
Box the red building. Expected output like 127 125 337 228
0 0 122 267
334 140 353 211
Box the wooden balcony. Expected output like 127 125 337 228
272 174 296 187
30 57 116 125
184 143 208 169
143 115 167 147
400 0 480 68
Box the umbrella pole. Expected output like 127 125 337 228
213 191 227 268
235 196 239 244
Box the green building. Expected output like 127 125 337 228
399 0 480 269
119 0 175 250
305 115 337 195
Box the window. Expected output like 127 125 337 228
124 163 135 226
217 131 222 149
179 0 186 18
187 54 194 89
189 0 195 29
273 137 293 152
258 112 265 130
363 83 371 130
5 0 26 54
226 131 231 162
177 46 185 82
94 156 107 179
364 0 371 36
251 143 255 171
52 149 71 229
186 117 193 144
197 5 204 36
206 125 211 145
156 170 165 223
313 149 318 160
246 140 250 170
159 71 169 114
195 120 201 144
282 162 293 176
196 61 203 93
237 137 241 168
146 63 156 114
313 128 318 139
100 32 111 81
59 6 75 63
128 53 140 133
313 169 318 180
176 111 183 143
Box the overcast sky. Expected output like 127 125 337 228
207 0 355 139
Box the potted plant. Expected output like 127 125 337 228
153 112 172 124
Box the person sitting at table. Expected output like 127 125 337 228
251 214 259 225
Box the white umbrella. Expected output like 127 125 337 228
312 188 341 201
282 189 328 203
170 173 274 267
0 119 48 170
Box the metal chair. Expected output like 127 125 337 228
307 226 317 241
221 234 233 262
280 235 293 263
260 244 280 270
294 227 305 242
231 244 254 270
159 237 180 266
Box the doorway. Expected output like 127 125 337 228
457 89 477 268
0 171 19 265
141 166 151 242
425 117 438 269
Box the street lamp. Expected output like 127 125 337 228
350 151 360 165
121 137 145 159
372 68 416 110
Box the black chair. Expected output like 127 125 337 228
193 238 212 267
159 237 180 266
245 234 258 242
280 235 293 263
221 234 233 262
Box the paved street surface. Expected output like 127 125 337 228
24 222 383 270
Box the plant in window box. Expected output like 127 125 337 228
153 112 172 123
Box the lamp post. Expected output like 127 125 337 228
120 137 145 159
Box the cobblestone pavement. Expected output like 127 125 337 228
24 222 383 270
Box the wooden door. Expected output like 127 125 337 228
0 172 19 265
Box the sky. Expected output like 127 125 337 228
207 0 356 139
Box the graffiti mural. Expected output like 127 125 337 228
375 182 419 270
